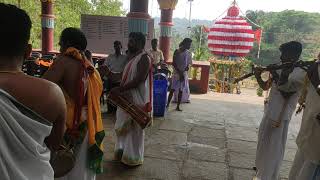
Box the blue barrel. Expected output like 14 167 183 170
153 73 168 117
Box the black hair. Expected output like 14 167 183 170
114 41 122 47
181 38 192 45
113 41 122 45
0 3 31 57
129 32 146 49
279 41 302 59
60 28 87 51
151 39 158 43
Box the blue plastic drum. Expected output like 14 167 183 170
153 73 168 117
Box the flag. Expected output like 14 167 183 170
254 28 262 45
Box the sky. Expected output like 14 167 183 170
122 0 320 20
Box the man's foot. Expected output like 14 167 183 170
175 107 182 111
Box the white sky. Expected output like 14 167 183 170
122 0 320 20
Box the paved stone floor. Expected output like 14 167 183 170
98 90 302 180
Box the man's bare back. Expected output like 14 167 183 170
0 73 66 149
43 55 84 102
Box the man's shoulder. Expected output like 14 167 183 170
55 55 78 66
4 75 65 121
25 76 63 97
141 53 151 63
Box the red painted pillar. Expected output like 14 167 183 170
127 0 150 34
40 0 55 54
158 0 178 62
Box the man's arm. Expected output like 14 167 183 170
172 50 182 73
44 83 66 151
120 54 150 92
160 51 164 63
42 57 65 84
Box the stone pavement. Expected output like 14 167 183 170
98 91 302 180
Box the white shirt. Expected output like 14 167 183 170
148 49 164 65
103 54 127 73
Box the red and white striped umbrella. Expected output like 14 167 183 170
208 5 254 57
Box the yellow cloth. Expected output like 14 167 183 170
64 47 104 150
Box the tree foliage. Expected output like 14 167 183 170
246 10 320 65
190 25 211 61
0 0 124 49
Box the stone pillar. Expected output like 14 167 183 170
158 0 178 62
40 0 55 54
127 0 150 34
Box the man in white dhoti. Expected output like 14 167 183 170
111 32 151 166
0 3 66 180
253 41 306 180
44 28 104 179
289 60 320 180
167 38 193 111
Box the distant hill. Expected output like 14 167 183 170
153 17 212 35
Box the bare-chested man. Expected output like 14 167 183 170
0 3 66 180
43 28 104 180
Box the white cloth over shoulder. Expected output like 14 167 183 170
255 67 306 180
0 89 54 180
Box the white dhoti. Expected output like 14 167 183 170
114 109 145 165
255 68 306 180
255 112 290 180
56 133 95 180
289 150 320 180
114 52 151 166
289 64 320 180
56 107 95 180
0 89 54 180
172 72 190 103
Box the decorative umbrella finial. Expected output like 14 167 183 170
227 3 239 17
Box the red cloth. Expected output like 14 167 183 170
254 28 263 46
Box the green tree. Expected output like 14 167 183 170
246 10 320 65
190 25 211 61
